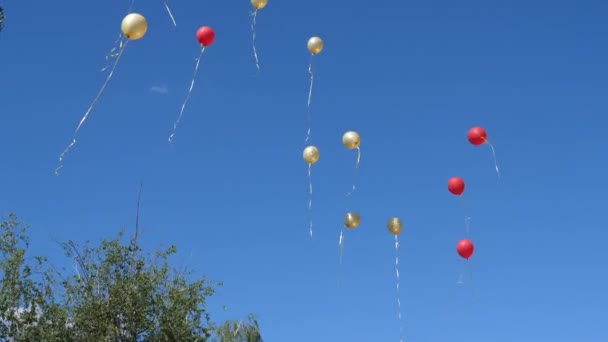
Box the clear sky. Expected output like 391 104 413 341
1 0 607 341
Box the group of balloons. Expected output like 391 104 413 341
54 10 219 174
299 32 409 341
305 124 499 341
448 126 499 262
45 1 501 340
295 31 408 335
55 0 286 173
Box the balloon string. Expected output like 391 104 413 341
101 0 134 72
127 0 136 14
55 39 129 176
101 0 136 69
483 138 500 180
163 0 177 27
395 235 404 342
458 261 477 304
337 228 344 287
346 146 361 197
459 196 471 237
468 261 477 304
305 55 314 143
458 261 476 293
456 262 466 284
307 163 313 239
251 10 260 72
169 46 206 143
100 33 124 72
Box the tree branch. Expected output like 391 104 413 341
130 182 143 275
133 181 143 245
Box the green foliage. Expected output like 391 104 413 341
210 314 263 342
0 214 70 341
0 214 262 342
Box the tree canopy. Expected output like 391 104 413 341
0 213 262 341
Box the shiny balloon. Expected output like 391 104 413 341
456 239 474 259
121 13 148 40
447 177 465 196
467 126 487 146
387 218 402 235
344 212 361 229
251 0 268 9
196 26 215 46
302 146 319 164
307 36 323 55
342 131 360 149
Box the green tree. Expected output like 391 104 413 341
0 213 262 341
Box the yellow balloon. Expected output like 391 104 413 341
303 145 319 164
251 0 268 10
387 217 403 235
121 13 148 40
307 36 324 55
342 131 360 150
344 212 360 229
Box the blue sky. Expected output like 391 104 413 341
1 0 608 341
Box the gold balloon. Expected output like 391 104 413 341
342 131 361 150
307 36 324 55
121 13 148 40
387 217 403 235
251 0 268 10
344 212 360 229
303 145 319 164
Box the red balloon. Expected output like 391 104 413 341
456 239 474 259
196 26 215 46
447 177 465 195
467 126 487 146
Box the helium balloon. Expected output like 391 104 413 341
307 36 324 55
55 13 147 175
342 131 360 149
304 36 324 142
338 211 360 283
449 176 471 236
168 26 216 143
447 177 465 196
251 0 268 10
456 239 474 259
342 131 362 196
344 212 361 229
121 13 148 40
387 217 402 235
303 145 320 164
467 126 487 146
388 216 404 340
467 126 501 179
196 26 215 46
250 0 267 71
303 145 319 238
